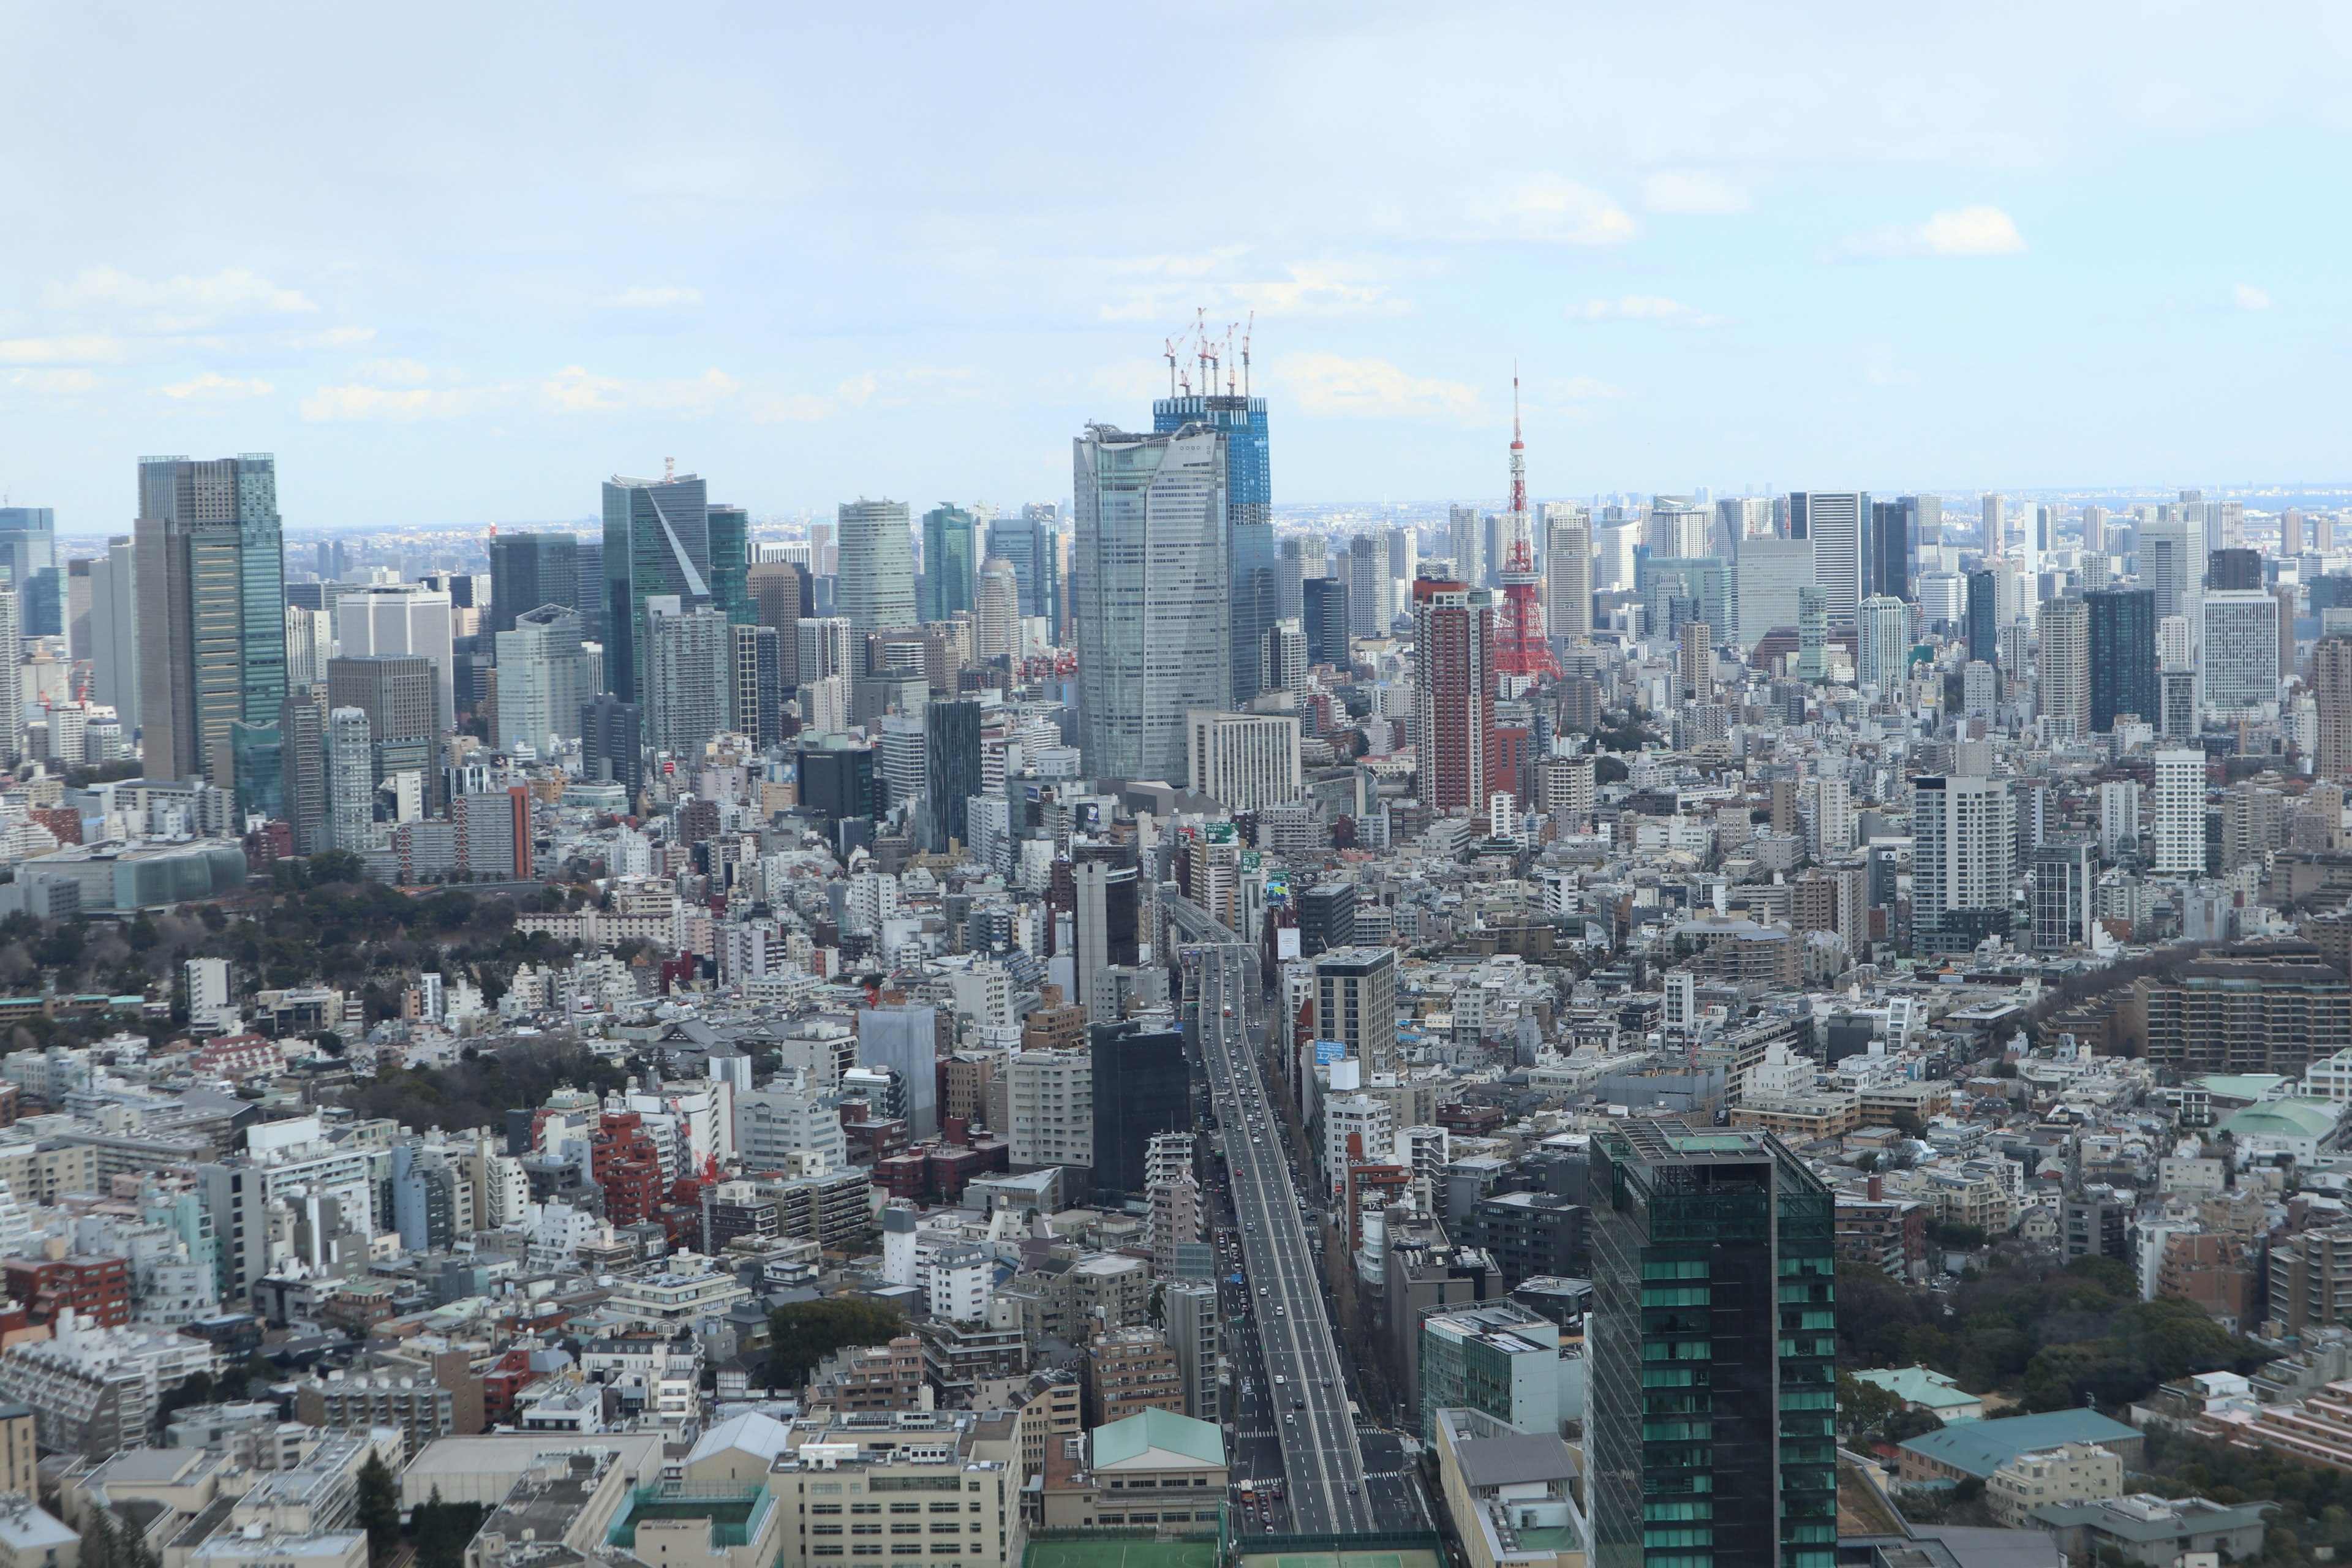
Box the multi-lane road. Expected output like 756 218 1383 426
1171 896 1377 1536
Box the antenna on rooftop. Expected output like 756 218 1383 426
1241 312 1253 398
664 456 676 483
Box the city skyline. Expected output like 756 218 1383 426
5 6 2352 530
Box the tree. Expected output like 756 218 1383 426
357 1452 402 1567
767 1297 907 1387
410 1487 489 1568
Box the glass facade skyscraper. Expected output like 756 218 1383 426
2086 587 2157 733
1589 1121 1836 1568
486 531 580 637
989 505 1062 634
920 503 978 623
836 499 918 635
707 504 753 624
601 472 710 706
0 508 58 637
1154 393 1270 706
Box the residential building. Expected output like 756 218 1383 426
1912 775 2016 953
1084 1326 1183 1427
1413 578 1495 812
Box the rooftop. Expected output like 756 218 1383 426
1898 1409 2138 1479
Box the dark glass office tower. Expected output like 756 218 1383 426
1965 569 1999 666
575 538 606 647
990 506 1063 633
1155 393 1272 705
925 698 982 852
1868 500 1910 602
920 504 978 622
487 532 580 637
707 505 753 624
2086 587 2158 732
2207 548 2261 592
580 693 644 794
1589 1121 1836 1568
1303 577 1350 668
1090 1018 1190 1199
601 472 711 705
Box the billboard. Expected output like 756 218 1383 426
1314 1039 1346 1065
1277 929 1301 960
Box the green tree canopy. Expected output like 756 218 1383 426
767 1297 908 1387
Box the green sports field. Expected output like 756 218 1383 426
1237 1551 1442 1568
1025 1542 1223 1568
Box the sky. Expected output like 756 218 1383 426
4 2 2351 534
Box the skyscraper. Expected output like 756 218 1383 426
1154 391 1271 706
2139 509 2204 621
486 532 580 638
580 693 644 795
0 572 18 764
2037 597 2089 743
1588 1121 1836 1568
919 503 978 623
988 505 1062 635
1981 492 2005 550
2317 636 2352 782
1868 499 1910 601
279 694 327 854
975 557 1019 661
1412 578 1494 812
1072 423 1231 783
1912 774 2016 952
1730 537 1812 652
1542 503 1592 646
326 707 375 852
747 560 801 688
1788 491 1867 627
1278 532 1326 622
88 535 138 730
2201 590 2282 718
1089 1019 1189 1200
1348 532 1393 637
1965 569 2000 666
2086 588 2157 733
134 454 286 808
2207 547 2261 592
836 499 918 635
1857 595 1909 693
1302 578 1349 668
602 472 712 706
0 508 57 638
925 698 982 853
644 599 734 760
338 584 455 733
2152 749 2206 873
1448 504 1484 590
730 623 785 749
706 504 752 624
328 655 438 809
494 605 587 756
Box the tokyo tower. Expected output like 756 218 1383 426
1494 370 1560 679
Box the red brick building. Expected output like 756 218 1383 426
592 1112 665 1227
3 1254 132 1327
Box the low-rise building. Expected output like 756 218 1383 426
1986 1441 2124 1527
1431 1405 1586 1568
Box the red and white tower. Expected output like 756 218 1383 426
1494 371 1559 679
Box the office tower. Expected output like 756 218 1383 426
2037 597 2089 742
1965 569 2000 666
0 508 56 638
1593 521 1639 592
1437 505 1474 589
580 693 644 794
2140 510 2204 621
2208 548 2261 592
328 654 437 808
2026 503 2060 584
1904 493 1945 574
1650 498 1710 560
2157 614 2192 669
746 560 801 689
919 503 978 623
2152 750 2206 873
989 505 1063 635
1981 492 2005 549
573 537 606 646
66 556 91 663
1261 619 1307 696
2316 636 2352 781
1858 595 1909 693
925 698 982 853
726 624 783 749
2084 589 2156 732
0 573 17 762
601 471 711 704
1589 1121 1837 1568
1787 491 1866 626
1387 524 1414 582
705 503 751 624
1089 1020 1188 1199
1155 390 1271 707
797 617 854 684
644 600 733 759
2278 586 2300 679
1186 709 1300 812
2201 590 2282 717
2082 504 2108 554
1542 503 1592 645
976 556 1019 660
2284 509 2307 556
809 521 837 577
2160 669 2198 737
1276 532 1320 622
1412 578 1494 812
485 532 579 637
1912 774 2016 951
1868 499 1910 601
1072 847 1140 1015
1348 532 1393 637
1302 577 1349 667
1730 537 1812 651
323 707 375 850
1072 423 1231 783
134 454 287 803
1677 622 1713 702
336 583 454 733
279 695 328 853
492 605 586 755
1796 587 1826 680
1316 944 1398 1074
2321 513 2339 554
284 606 331 687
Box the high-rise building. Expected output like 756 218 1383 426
1912 774 2016 952
2037 597 2089 742
328 655 437 809
0 573 18 763
2152 749 2207 874
1858 596 1909 693
1072 424 1230 783
486 532 580 638
1965 569 2000 667
1448 505 1484 590
1261 619 1307 696
1348 532 1395 638
1788 491 1867 626
134 454 287 807
1678 622 1714 703
2086 588 2157 733
644 600 733 760
2208 548 2262 592
747 560 801 689
925 698 982 853
1315 946 1398 1074
581 693 644 795
919 504 978 623
1868 499 1910 601
337 584 455 734
2200 590 2282 718
601 472 712 705
2033 837 2097 951
325 707 375 852
2139 509 2204 622
87 536 138 730
492 605 586 756
976 556 1020 661
1796 586 1826 681
706 504 751 625
1589 1121 1837 1568
1302 577 1349 668
988 506 1063 635
2083 504 2109 554
0 509 56 639
1072 848 1140 1014
2315 636 2352 782
1981 492 2005 550
575 536 607 647
729 624 785 749
1730 537 1812 651
1542 503 1592 646
1278 532 1328 622
1413 578 1494 813
279 695 328 854
1185 710 1300 812
1154 393 1270 707
1090 1020 1189 1199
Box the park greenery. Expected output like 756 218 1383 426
767 1297 908 1387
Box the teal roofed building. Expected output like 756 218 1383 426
1897 1408 2141 1484
1850 1365 1983 1422
2217 1096 2344 1166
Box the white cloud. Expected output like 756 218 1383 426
302 375 505 421
0 333 131 364
2 369 102 396
154 372 274 401
1574 295 1725 327
2234 283 2274 311
45 266 316 330
1272 352 1482 421
610 286 703 310
1098 259 1406 323
1468 176 1639 245
1642 171 1749 215
1833 205 2027 258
